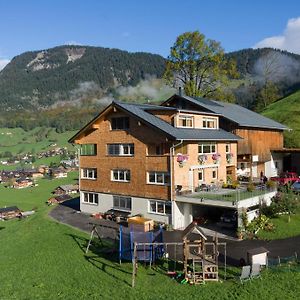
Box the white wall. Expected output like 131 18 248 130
172 201 192 229
80 192 170 224
237 191 276 209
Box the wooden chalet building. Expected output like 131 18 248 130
69 93 286 227
69 96 243 225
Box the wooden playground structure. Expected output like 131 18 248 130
132 222 227 287
84 221 227 288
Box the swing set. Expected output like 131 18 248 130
131 222 227 288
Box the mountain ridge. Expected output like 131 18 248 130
0 45 166 110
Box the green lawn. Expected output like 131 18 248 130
257 212 300 240
0 174 300 299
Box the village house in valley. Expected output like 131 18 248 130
69 93 287 228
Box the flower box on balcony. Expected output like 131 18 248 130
198 154 208 165
212 153 221 164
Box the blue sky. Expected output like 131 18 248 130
0 0 299 68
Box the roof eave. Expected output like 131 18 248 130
113 102 176 140
68 103 114 143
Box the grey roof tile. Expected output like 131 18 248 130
114 101 241 141
180 95 287 130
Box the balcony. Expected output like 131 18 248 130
175 184 277 208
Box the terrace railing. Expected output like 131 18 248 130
175 184 277 207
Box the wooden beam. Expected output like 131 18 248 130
91 124 100 129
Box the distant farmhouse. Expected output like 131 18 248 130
69 93 289 228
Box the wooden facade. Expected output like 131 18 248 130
78 109 171 201
233 128 284 162
72 102 239 206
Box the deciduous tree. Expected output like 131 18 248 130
164 31 237 99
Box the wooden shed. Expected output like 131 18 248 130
247 247 269 266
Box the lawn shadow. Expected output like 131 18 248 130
84 255 132 287
67 233 118 256
66 233 132 287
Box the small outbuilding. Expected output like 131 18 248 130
247 247 269 266
0 206 21 220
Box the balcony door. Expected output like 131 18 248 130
198 170 204 185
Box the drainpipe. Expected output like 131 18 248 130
74 144 81 209
170 139 183 228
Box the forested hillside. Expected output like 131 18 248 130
0 45 166 110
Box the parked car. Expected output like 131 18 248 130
270 172 299 185
219 210 237 227
291 181 300 194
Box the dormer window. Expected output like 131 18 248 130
178 115 193 128
203 117 217 129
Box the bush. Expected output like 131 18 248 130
260 202 278 218
247 182 255 192
245 214 274 236
231 180 240 189
266 180 276 189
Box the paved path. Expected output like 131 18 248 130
50 199 300 266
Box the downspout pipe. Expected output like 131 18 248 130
169 139 183 228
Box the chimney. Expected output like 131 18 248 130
178 87 182 96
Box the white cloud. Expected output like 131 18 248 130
0 58 10 71
254 17 300 54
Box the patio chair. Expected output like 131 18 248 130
250 264 261 279
239 265 251 283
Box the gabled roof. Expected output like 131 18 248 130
165 94 287 130
182 221 207 241
69 100 241 143
247 247 269 255
0 206 20 213
115 101 241 141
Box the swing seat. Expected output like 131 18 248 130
167 271 177 276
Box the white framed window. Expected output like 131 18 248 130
149 200 171 215
147 172 170 185
82 192 99 205
177 115 193 128
107 144 134 156
202 117 217 129
212 170 217 179
113 195 132 211
111 169 130 182
111 117 129 130
81 168 97 179
198 170 204 182
198 143 216 154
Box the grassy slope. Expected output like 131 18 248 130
0 127 77 170
0 127 77 155
0 173 300 299
262 90 300 147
